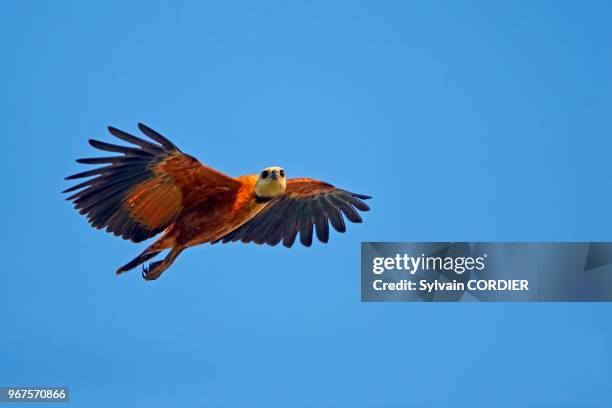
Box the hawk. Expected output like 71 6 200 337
64 124 371 280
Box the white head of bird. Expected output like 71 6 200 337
255 166 286 198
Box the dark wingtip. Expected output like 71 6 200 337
137 123 152 135
137 123 178 150
107 126 124 138
64 174 82 182
353 193 372 200
61 184 80 194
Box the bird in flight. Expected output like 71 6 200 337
64 124 371 280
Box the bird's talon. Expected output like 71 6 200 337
142 261 163 280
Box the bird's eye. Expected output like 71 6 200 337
261 170 269 179
279 170 285 178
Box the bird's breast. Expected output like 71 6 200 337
175 181 266 247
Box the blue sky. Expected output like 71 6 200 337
2 0 612 406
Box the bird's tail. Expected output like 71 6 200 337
116 249 162 275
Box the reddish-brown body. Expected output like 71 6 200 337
160 175 264 249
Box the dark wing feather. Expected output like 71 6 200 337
64 123 240 242
216 178 370 247
107 126 165 153
137 123 178 150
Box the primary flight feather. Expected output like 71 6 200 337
64 124 371 280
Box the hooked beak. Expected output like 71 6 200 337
270 171 278 180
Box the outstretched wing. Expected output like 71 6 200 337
64 123 240 242
216 178 370 247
